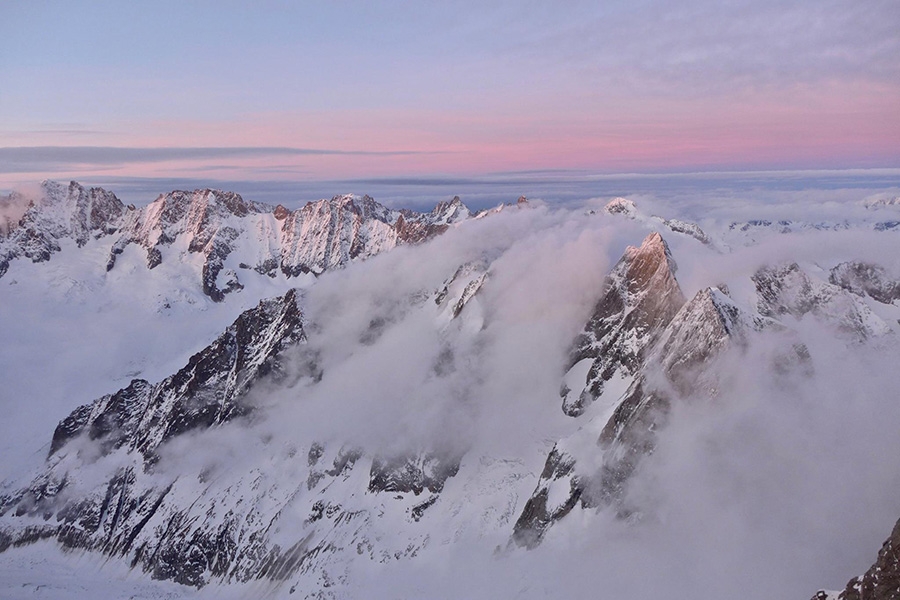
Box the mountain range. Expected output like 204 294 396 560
1 181 899 599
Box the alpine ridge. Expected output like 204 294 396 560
2 185 900 599
0 181 473 301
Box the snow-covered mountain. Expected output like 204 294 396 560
600 194 900 249
0 181 472 302
2 183 900 599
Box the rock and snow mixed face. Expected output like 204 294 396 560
0 180 124 277
560 232 686 417
2 182 900 599
0 181 475 302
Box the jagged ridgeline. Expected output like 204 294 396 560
0 246 489 587
0 180 472 301
2 187 900 597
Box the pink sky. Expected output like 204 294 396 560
1 2 898 187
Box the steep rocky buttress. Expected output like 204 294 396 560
513 234 803 549
0 258 491 589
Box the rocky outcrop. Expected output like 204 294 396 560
368 453 461 496
830 261 900 305
604 197 637 217
515 234 684 547
395 196 471 245
862 195 900 210
662 218 711 245
514 282 756 548
45 289 306 463
434 261 490 322
512 231 800 549
813 518 900 600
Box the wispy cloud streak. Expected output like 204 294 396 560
0 146 440 174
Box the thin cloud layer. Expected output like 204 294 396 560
0 146 436 174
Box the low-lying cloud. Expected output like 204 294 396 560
5 181 900 598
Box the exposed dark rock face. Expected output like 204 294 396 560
393 213 448 245
434 261 490 321
656 287 758 394
754 263 818 318
512 446 581 549
813 518 900 600
0 289 315 586
516 234 688 546
875 221 900 232
830 261 900 305
49 379 154 457
395 196 469 244
368 453 461 496
47 288 306 463
560 232 686 417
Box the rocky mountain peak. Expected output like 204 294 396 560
517 242 757 548
560 232 686 417
43 288 306 463
861 194 900 210
142 188 259 233
622 231 678 292
0 181 125 277
313 193 393 223
273 204 290 220
0 289 314 587
655 286 747 395
428 196 471 226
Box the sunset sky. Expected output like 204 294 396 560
1 0 898 192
